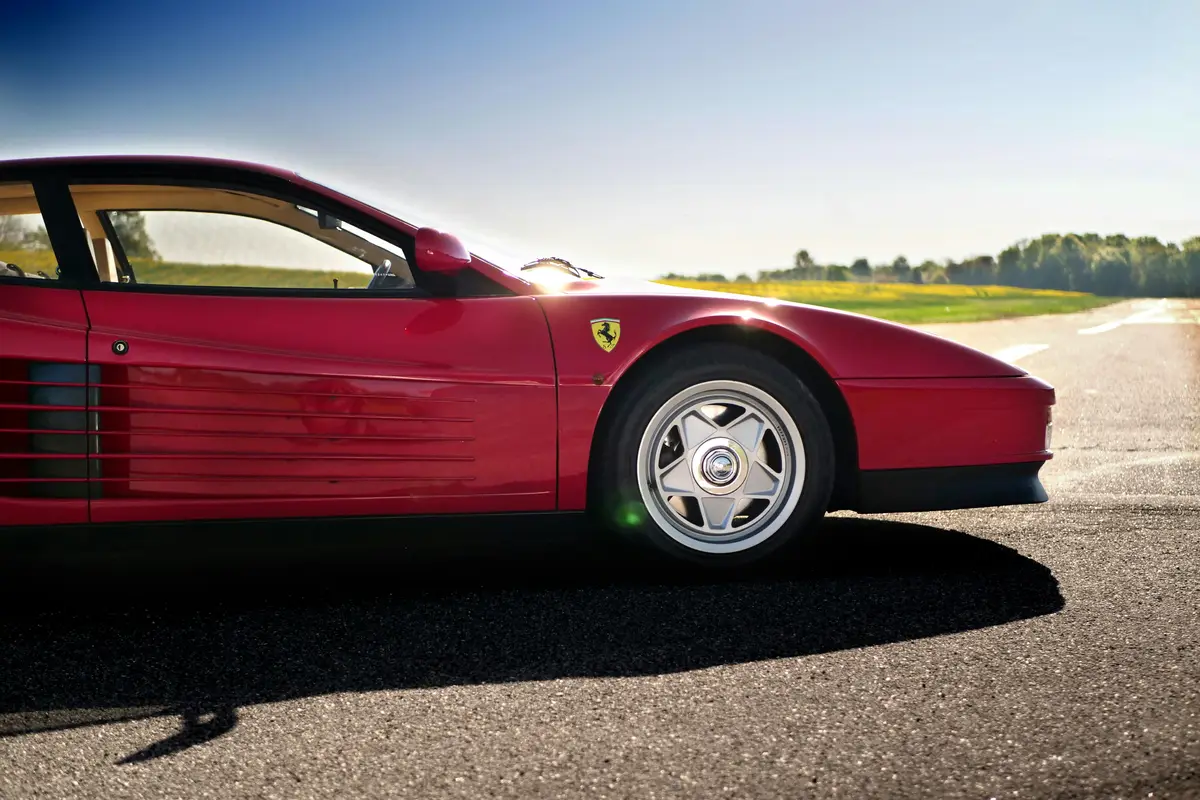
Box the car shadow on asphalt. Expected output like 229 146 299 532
0 515 1063 764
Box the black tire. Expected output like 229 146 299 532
593 342 835 568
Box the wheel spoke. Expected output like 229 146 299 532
742 461 781 497
658 459 696 495
680 411 718 449
700 496 736 531
725 413 765 451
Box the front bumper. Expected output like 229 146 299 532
850 460 1049 514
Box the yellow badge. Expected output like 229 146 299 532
590 318 621 352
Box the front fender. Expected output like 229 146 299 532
535 292 1025 510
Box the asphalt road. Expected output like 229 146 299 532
0 298 1197 799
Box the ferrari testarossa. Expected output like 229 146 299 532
0 156 1054 567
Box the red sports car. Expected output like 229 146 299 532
0 156 1054 567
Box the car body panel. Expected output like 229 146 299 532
534 277 1026 380
838 376 1054 470
81 290 557 522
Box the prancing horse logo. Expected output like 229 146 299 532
590 318 621 352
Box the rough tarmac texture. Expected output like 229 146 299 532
0 299 1196 799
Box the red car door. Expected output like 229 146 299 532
0 182 93 525
81 293 557 524
60 173 558 525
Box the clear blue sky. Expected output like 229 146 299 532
3 0 1198 277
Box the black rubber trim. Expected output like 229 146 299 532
32 177 99 286
852 461 1049 513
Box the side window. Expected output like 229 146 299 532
0 182 60 282
68 184 415 291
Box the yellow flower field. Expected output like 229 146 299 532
657 279 1118 323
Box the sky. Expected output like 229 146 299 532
3 0 1199 277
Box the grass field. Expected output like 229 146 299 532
2 248 1118 324
658 279 1120 323
128 259 374 289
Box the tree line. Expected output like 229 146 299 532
664 233 1200 297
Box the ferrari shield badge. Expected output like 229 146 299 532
590 318 621 352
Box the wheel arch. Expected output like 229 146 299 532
586 324 860 512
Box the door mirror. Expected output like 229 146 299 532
414 227 471 274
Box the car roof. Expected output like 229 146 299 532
0 154 300 181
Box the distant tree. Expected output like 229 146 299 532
849 258 871 279
825 264 851 281
22 226 50 250
948 255 996 286
1183 239 1200 296
734 273 753 282
891 255 911 282
997 245 1023 286
110 211 160 260
0 215 27 248
912 260 941 284
1092 248 1134 296
1058 235 1092 292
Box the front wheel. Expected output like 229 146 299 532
594 344 835 568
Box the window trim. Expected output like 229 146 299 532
96 205 414 293
0 274 83 290
80 279 437 300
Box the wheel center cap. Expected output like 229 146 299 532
692 438 749 496
703 450 738 484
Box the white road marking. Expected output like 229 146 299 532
1078 299 1171 335
991 343 1050 364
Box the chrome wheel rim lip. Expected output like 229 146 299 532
635 379 807 555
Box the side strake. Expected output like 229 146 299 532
0 284 93 525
